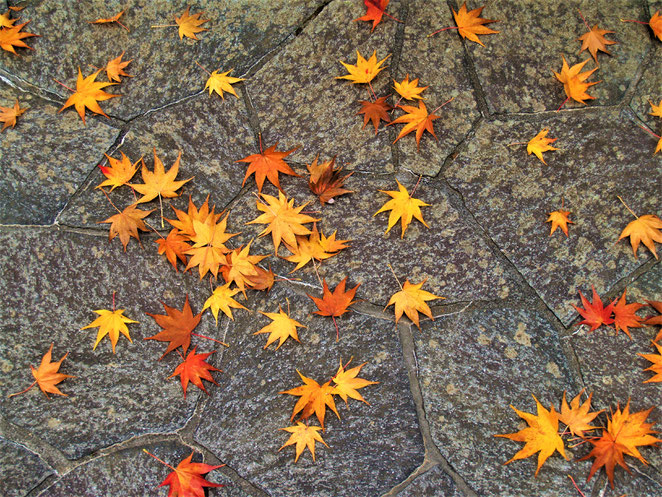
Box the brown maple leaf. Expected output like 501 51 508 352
554 56 600 106
0 99 26 131
96 152 140 191
307 156 354 204
0 21 38 54
105 51 132 82
639 341 662 383
572 286 615 332
546 209 573 236
58 68 119 123
131 150 193 204
308 277 360 341
8 343 74 398
89 9 129 31
390 101 441 149
618 214 662 259
235 142 299 192
145 295 202 359
100 204 154 251
612 289 645 339
429 2 498 46
146 451 223 496
386 278 443 329
245 265 276 292
156 229 190 271
577 23 616 64
357 96 392 135
559 390 603 437
175 6 209 41
280 370 340 429
169 347 221 398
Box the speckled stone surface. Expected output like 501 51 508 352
0 438 53 497
57 91 254 228
630 43 661 130
461 0 651 114
1 0 328 121
413 305 584 496
0 227 213 459
444 109 659 325
397 465 462 497
0 83 119 225
194 284 424 497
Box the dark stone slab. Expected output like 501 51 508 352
0 227 221 459
57 90 254 228
461 0 650 113
630 43 662 133
444 109 659 325
395 0 481 176
1 0 328 121
246 0 400 173
0 438 53 497
414 304 588 496
194 284 424 497
398 465 462 497
0 83 119 225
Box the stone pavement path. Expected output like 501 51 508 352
1 1 661 496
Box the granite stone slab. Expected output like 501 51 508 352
57 90 254 229
0 438 53 497
1 0 328 121
414 304 586 496
0 83 119 225
397 465 463 497
444 109 660 325
194 284 424 497
246 0 400 174
630 43 661 131
0 227 220 459
459 0 650 114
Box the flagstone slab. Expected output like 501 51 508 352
397 466 462 497
394 0 481 176
0 227 220 459
0 83 119 225
0 438 53 497
630 45 662 134
413 304 586 496
461 0 650 114
194 284 424 497
0 0 328 121
444 109 659 325
246 0 400 173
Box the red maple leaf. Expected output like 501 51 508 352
235 142 299 192
169 347 221 398
156 229 191 271
572 286 615 332
611 289 645 339
357 96 392 134
145 295 202 359
146 450 223 497
308 277 360 341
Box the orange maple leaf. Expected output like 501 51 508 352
639 341 662 383
652 11 662 40
245 265 276 292
220 241 267 296
0 21 38 54
308 277 360 341
145 295 202 359
167 196 221 238
96 152 140 191
283 223 349 272
390 101 440 149
0 10 16 28
279 422 328 462
354 0 389 32
572 286 615 332
644 301 662 342
307 156 354 203
393 74 428 101
577 24 616 63
280 370 340 429
0 99 26 131
100 204 154 251
81 308 138 353
169 347 221 398
105 51 132 82
184 213 237 278
235 142 299 192
554 56 600 106
559 390 603 437
429 2 498 46
131 150 193 204
89 9 129 31
617 214 662 259
156 229 190 271
386 278 443 328
546 209 573 237
8 343 74 398
332 359 377 405
147 451 223 497
611 289 645 339
175 6 209 41
58 68 120 124
527 128 558 165
254 305 306 350
357 96 392 135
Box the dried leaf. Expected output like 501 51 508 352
153 451 223 497
100 204 154 251
169 347 221 398
105 51 132 82
572 286 615 332
650 11 662 41
393 74 428 100
307 156 354 203
645 301 662 342
354 0 390 32
167 195 221 238
279 422 328 462
204 68 244 99
235 142 299 192
650 99 662 118
527 128 558 165
9 343 74 398
577 24 616 63
58 68 119 124
156 229 190 271
618 214 662 259
332 360 377 404
145 295 202 359
0 21 38 54
357 96 392 135
131 150 193 204
546 209 573 237
386 278 443 329
639 341 662 383
220 241 267 296
96 152 139 191
81 308 138 353
559 390 602 437
89 10 129 31
374 180 430 238
451 2 499 47
202 282 247 324
0 99 26 131
283 223 349 272
612 289 645 339
280 370 340 429
390 101 440 149
175 6 209 41
254 305 305 350
554 56 600 105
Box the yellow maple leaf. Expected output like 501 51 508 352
393 74 428 100
336 50 390 85
100 204 154 251
374 180 430 238
332 360 378 404
546 209 573 237
105 51 132 82
553 56 600 105
96 152 140 191
283 223 349 272
526 128 558 165
618 214 662 259
131 150 193 204
495 395 568 476
0 99 26 131
558 390 603 437
167 195 221 238
202 282 247 324
81 309 138 353
649 99 662 118
0 10 16 28
254 305 306 350
221 241 266 296
204 68 244 99
386 278 443 328
58 68 119 124
279 422 328 462
175 6 209 40
639 341 662 383
577 24 616 63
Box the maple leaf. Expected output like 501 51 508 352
58 68 119 123
390 101 440 149
0 21 38 54
156 229 190 271
149 451 223 497
374 180 430 238
235 142 299 192
393 74 428 100
639 341 662 383
0 99 26 131
308 277 360 340
248 191 319 254
577 24 616 63
546 209 573 237
100 204 154 252
495 395 568 476
204 68 244 99
89 10 129 31
174 7 209 41
438 2 499 47
145 295 202 359
96 152 140 191
617 214 662 259
220 241 266 296
354 0 389 32
580 402 661 488
131 150 193 204
8 343 74 398
202 282 248 324
650 99 662 118
386 278 443 329
185 215 237 272
307 156 354 203
559 390 603 437
357 97 392 135
81 308 138 353
283 223 349 272
645 301 662 342
332 359 377 405
169 347 221 398
612 289 645 339
279 422 328 462
0 10 16 28
649 11 662 41
245 265 276 292
167 195 221 238
254 305 305 350
336 50 390 85
280 370 340 429
527 128 558 165
572 286 615 332
105 51 132 82
554 56 600 106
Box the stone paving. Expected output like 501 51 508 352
0 1 661 496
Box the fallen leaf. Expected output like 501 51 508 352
169 347 221 398
577 24 616 63
650 99 662 118
283 223 349 272
156 229 190 271
105 51 132 82
279 422 328 462
202 282 247 324
58 68 119 124
332 359 377 404
204 68 244 99
639 341 662 383
0 99 26 131
0 10 16 28
89 9 129 31
152 451 223 497
612 288 645 339
559 390 603 437
132 150 193 204
175 6 209 40
235 142 299 192
386 278 443 328
357 96 392 135
451 2 499 47
393 74 428 100
554 56 600 105
374 180 430 238
100 204 154 251
254 305 305 350
354 0 389 32
145 295 202 359
650 11 662 41
527 128 558 165
572 286 615 332
96 152 140 191
645 301 662 342
307 156 354 203
81 308 138 353
618 214 662 259
184 214 237 278
245 265 276 292
0 21 38 54
390 101 440 149
220 241 266 296
308 277 359 340
546 209 573 237
280 370 340 429
167 195 221 238
336 49 390 85
8 343 74 398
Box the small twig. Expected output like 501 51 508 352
312 259 323 287
617 195 638 219
158 193 164 228
99 188 122 214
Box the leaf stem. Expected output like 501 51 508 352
143 449 177 471
332 315 339 342
158 193 164 228
616 195 638 219
556 96 569 112
112 290 116 312
367 81 377 101
387 263 403 290
567 475 586 497
427 25 459 37
620 18 649 25
507 141 528 146
8 380 37 398
192 332 229 347
150 24 178 28
99 188 122 214
639 124 661 139
409 175 423 198
52 78 75 93
431 96 454 114
116 20 130 32
195 60 211 75
577 9 590 31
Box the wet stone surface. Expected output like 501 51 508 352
194 284 424 497
444 109 659 325
0 438 53 497
397 465 462 497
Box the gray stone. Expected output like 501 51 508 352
461 0 650 113
395 0 481 176
413 304 586 496
630 43 661 132
57 90 254 228
0 438 53 497
246 0 400 173
0 0 328 121
397 465 462 497
194 284 424 497
0 227 220 458
444 109 659 325
0 82 119 225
